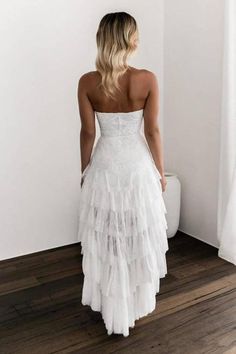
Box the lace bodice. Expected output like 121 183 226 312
82 109 158 178
95 109 143 137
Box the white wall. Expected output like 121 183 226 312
0 1 164 260
163 0 224 247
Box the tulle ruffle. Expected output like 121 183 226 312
77 163 168 337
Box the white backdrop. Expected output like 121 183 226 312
2 1 232 262
0 1 164 260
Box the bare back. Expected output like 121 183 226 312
84 66 152 113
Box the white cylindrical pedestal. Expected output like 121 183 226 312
162 172 181 238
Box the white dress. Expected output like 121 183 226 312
77 109 169 337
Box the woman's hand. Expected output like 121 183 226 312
160 174 167 192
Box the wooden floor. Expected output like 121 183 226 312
0 231 235 354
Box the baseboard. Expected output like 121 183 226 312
177 228 219 250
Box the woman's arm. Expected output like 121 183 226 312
77 74 96 176
143 72 167 191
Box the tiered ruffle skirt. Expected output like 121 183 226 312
78 161 168 337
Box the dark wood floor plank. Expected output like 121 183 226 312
0 231 235 354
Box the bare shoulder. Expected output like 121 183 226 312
78 71 100 89
141 69 158 86
130 67 158 87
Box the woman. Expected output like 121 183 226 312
77 11 168 337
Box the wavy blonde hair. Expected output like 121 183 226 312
95 12 139 100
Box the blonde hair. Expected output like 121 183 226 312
95 12 139 100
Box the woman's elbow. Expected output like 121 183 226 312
80 128 95 140
144 126 160 139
